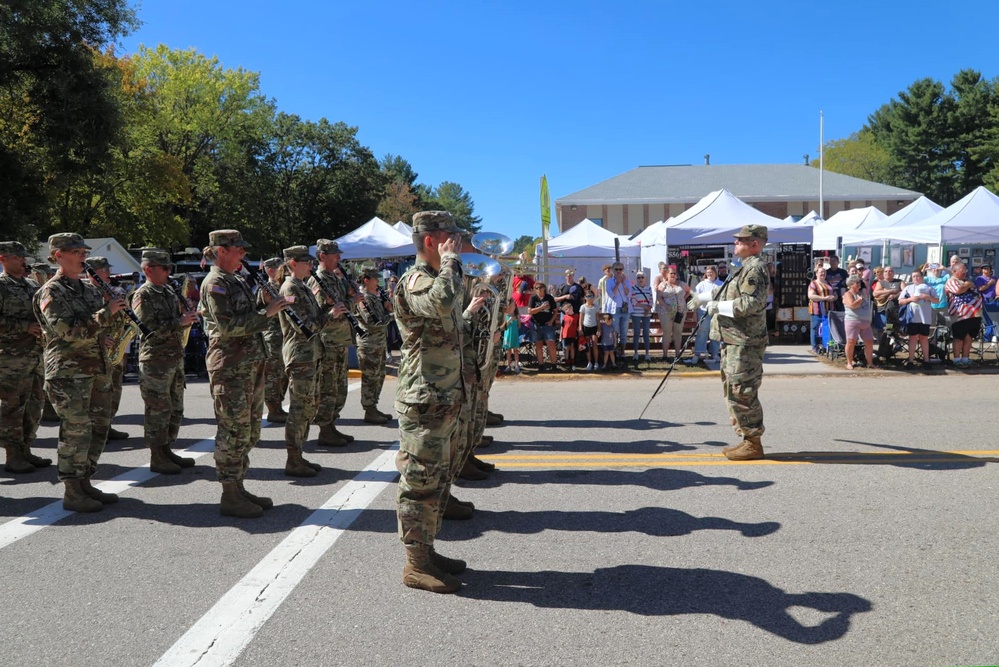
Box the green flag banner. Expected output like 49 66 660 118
540 174 551 237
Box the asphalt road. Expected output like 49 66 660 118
1 372 997 667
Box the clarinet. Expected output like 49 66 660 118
241 260 316 339
311 268 366 339
84 265 152 338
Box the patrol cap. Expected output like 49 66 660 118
359 267 379 280
0 241 28 257
412 210 461 234
140 248 174 268
48 233 91 252
208 229 250 248
732 224 768 242
32 262 54 273
282 246 314 262
316 239 341 255
85 256 110 270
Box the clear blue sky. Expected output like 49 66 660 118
120 0 998 241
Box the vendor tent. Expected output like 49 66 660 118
392 220 413 235
84 238 141 275
925 186 999 244
330 217 414 260
658 189 804 245
841 196 943 245
634 219 670 274
812 206 888 250
547 218 640 258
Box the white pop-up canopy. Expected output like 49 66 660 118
658 189 807 245
547 218 640 258
812 206 889 250
392 220 413 235
842 196 943 245
84 238 141 275
328 217 414 260
924 186 999 244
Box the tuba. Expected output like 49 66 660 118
462 231 516 371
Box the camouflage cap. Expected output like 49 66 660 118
282 245 314 262
85 256 110 270
315 239 341 255
31 263 54 273
208 229 250 248
0 241 28 257
140 248 174 268
48 233 91 252
263 256 284 269
412 210 461 234
359 267 379 280
733 224 768 242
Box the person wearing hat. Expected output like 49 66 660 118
277 245 325 478
307 238 361 447
258 257 289 424
30 262 54 286
694 224 770 461
130 249 199 475
85 256 131 443
354 266 394 425
394 210 472 594
33 233 127 511
0 241 51 473
200 230 289 518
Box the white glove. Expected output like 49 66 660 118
697 291 712 304
706 301 719 316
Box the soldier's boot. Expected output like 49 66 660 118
106 427 129 441
442 495 474 520
150 446 182 475
304 458 322 472
331 425 354 443
430 546 467 575
4 446 36 474
237 480 273 510
724 436 765 461
63 479 103 513
81 477 119 504
721 442 742 455
458 458 488 481
485 411 503 426
317 424 348 447
375 407 394 421
450 496 475 509
41 400 59 422
265 402 287 424
477 434 494 448
220 481 264 518
402 544 461 594
284 448 318 478
164 443 195 468
363 408 388 425
470 455 496 473
23 446 52 468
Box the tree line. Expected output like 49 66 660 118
816 69 999 207
0 1 480 256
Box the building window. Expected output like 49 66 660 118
591 218 603 227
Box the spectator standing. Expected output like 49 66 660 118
899 269 939 368
974 264 997 302
825 255 849 311
560 303 579 368
807 266 836 354
628 271 653 361
945 262 983 366
597 264 613 311
597 312 617 369
605 262 631 353
528 281 558 371
691 265 722 362
923 263 949 324
501 299 521 374
854 258 873 284
656 266 690 361
579 292 600 370
555 268 584 314
842 275 875 370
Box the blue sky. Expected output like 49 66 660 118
120 0 998 241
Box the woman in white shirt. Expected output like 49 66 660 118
690 266 722 363
898 268 939 368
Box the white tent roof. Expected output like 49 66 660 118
632 219 668 245
925 186 999 244
329 217 414 260
84 238 141 275
392 220 413 235
812 206 888 250
842 196 944 245
657 189 806 245
546 218 640 258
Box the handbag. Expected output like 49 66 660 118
673 311 684 324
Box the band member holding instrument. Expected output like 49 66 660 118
33 234 126 512
307 240 361 447
200 229 288 518
355 267 393 425
131 249 199 475
85 257 132 443
259 257 289 424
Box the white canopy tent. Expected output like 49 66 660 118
782 210 821 226
841 196 943 246
316 217 414 260
392 220 413 235
812 206 889 250
926 186 999 244
543 218 640 284
633 219 670 274
84 238 141 275
656 189 807 245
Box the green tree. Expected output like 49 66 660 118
812 130 891 185
512 234 538 254
423 181 482 233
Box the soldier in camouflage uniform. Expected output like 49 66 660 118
85 257 131 442
29 263 60 422
307 240 360 446
355 267 394 425
0 241 51 473
394 211 472 594
461 271 505 477
200 230 289 518
131 249 199 475
700 224 770 461
33 234 127 512
278 245 325 478
259 257 288 424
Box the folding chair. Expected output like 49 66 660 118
973 308 999 362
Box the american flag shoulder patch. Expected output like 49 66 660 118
211 285 226 295
312 285 321 295
408 273 420 289
39 297 51 311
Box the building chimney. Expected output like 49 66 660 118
704 154 710 166
804 153 810 165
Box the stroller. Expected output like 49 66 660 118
824 311 866 363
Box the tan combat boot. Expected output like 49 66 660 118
81 477 119 504
442 495 473 520
429 547 467 575
458 458 487 481
363 408 388 425
4 446 36 474
721 442 741 455
23 446 52 469
284 448 318 478
317 424 348 447
63 479 103 513
164 443 195 468
150 446 182 475
220 481 263 518
724 436 765 461
265 403 287 423
237 480 273 510
402 544 461 594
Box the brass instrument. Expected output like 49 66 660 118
463 231 516 371
85 265 151 365
168 274 197 347
242 259 316 339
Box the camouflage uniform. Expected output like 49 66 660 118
258 258 288 413
33 260 116 481
355 277 390 412
307 242 355 433
86 257 129 436
708 226 770 445
394 236 466 546
199 248 270 483
0 242 46 471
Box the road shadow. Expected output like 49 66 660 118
440 507 780 541
492 418 716 431
768 440 998 471
460 565 871 644
458 467 773 492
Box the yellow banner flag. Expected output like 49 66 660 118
540 174 551 237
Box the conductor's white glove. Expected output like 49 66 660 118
697 291 713 304
706 301 719 316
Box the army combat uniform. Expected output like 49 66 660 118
355 273 392 423
0 241 49 473
258 257 289 423
85 257 130 442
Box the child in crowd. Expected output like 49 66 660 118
598 312 617 369
579 291 600 370
560 302 578 368
502 299 521 373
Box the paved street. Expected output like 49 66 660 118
1 368 997 667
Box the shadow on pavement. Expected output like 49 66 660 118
493 418 716 431
458 467 774 492
461 565 872 645
768 441 998 470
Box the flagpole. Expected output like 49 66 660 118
819 110 824 221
